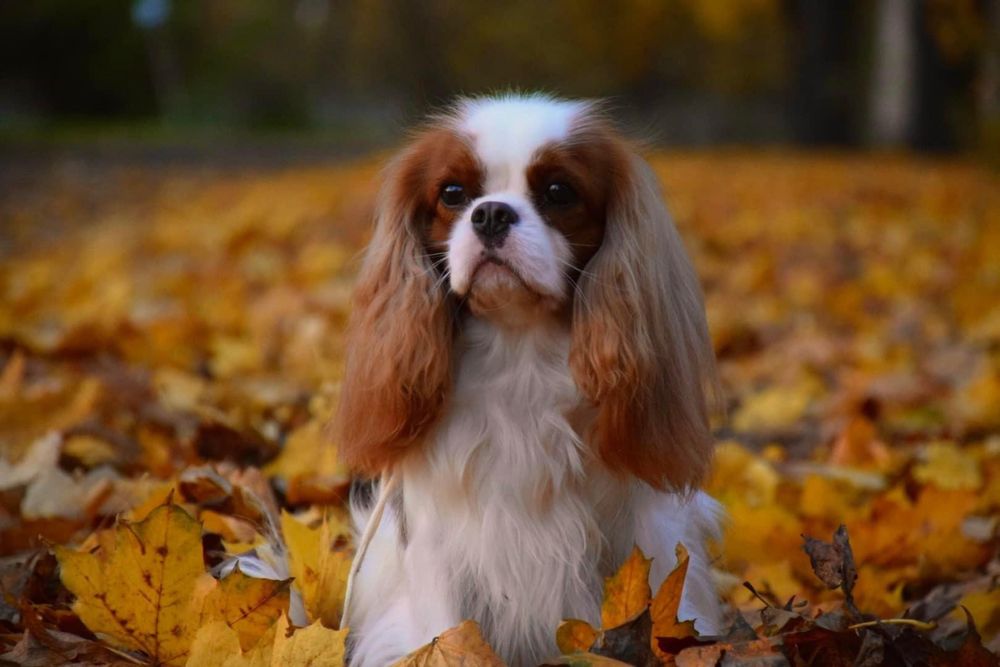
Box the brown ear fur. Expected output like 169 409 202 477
335 135 456 475
569 141 718 491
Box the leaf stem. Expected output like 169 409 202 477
847 618 937 632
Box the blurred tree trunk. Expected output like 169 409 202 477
981 0 1000 126
789 0 859 146
142 25 186 117
868 0 916 146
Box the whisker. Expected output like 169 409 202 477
432 267 453 292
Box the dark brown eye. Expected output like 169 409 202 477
544 182 577 207
440 184 468 208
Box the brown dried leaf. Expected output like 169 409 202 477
391 620 504 667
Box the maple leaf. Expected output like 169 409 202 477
187 613 347 667
601 546 652 629
270 613 348 667
55 501 205 665
56 500 291 665
186 621 245 667
390 620 504 666
555 545 701 666
191 565 291 651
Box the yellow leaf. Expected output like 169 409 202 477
955 589 1000 639
650 543 696 660
201 510 260 544
125 481 180 521
799 474 855 521
913 441 983 491
56 501 204 666
851 565 906 619
270 613 348 667
391 620 503 666
738 560 801 610
314 548 352 628
265 419 347 482
706 441 779 507
282 511 353 626
62 433 118 468
601 546 652 629
192 566 291 651
281 510 321 613
555 619 599 654
187 619 278 667
238 621 276 667
187 621 242 667
731 378 819 433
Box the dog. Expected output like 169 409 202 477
336 93 723 666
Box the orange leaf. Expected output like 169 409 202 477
650 543 697 659
601 546 652 629
556 619 599 654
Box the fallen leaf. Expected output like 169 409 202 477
21 466 117 520
555 619 599 654
592 609 657 666
186 621 243 667
0 432 61 491
391 620 503 666
55 501 204 665
281 510 353 626
913 441 983 491
650 543 697 660
601 546 652 629
270 613 348 667
801 525 857 604
192 565 291 650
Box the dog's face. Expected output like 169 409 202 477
337 95 717 491
405 98 621 325
440 99 613 323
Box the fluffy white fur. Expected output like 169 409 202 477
347 321 722 666
343 94 724 666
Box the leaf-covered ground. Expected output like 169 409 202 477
0 152 998 665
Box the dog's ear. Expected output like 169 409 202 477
335 132 456 476
570 144 718 491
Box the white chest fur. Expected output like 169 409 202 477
401 320 631 664
347 319 723 667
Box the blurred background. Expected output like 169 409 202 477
1 2 999 656
1 0 998 158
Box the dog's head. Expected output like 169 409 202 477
337 93 717 490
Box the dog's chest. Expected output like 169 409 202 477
400 323 630 662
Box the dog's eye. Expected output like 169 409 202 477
440 184 468 208
544 182 578 207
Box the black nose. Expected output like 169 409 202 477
470 201 518 247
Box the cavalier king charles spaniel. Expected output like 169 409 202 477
336 93 723 666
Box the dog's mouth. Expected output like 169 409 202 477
469 254 535 292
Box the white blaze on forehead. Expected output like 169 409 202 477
456 94 588 192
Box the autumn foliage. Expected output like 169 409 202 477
0 153 998 665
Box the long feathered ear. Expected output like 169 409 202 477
335 139 455 476
570 146 718 491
